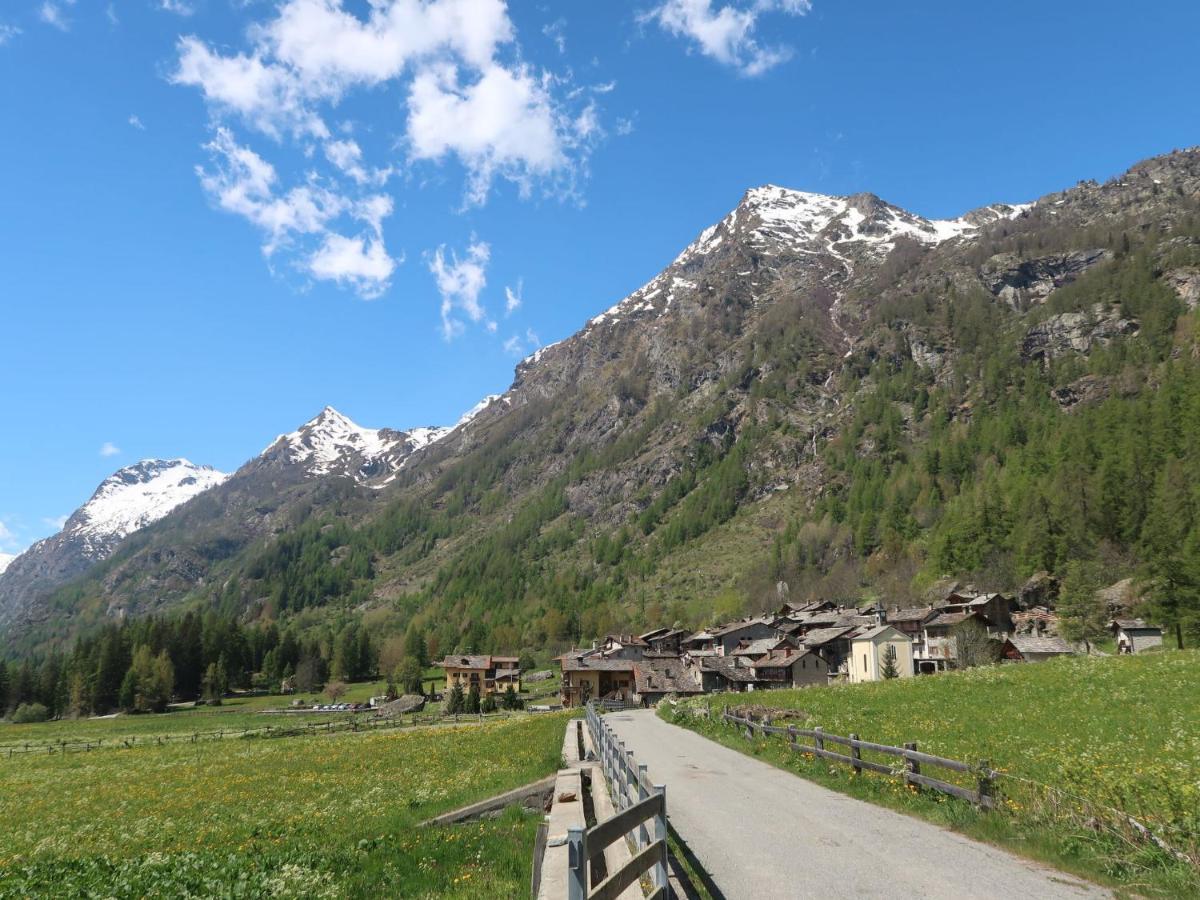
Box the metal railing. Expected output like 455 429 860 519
571 702 668 900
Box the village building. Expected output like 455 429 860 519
435 655 522 696
797 625 857 676
557 653 637 707
690 654 758 693
640 627 688 654
884 607 937 655
1012 607 1059 636
751 646 827 689
1001 634 1075 662
848 625 914 683
1111 619 1164 654
680 629 718 653
730 635 797 661
597 634 650 660
632 657 703 705
712 617 778 655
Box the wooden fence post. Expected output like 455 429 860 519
814 727 824 755
850 733 862 775
566 825 586 900
652 784 668 892
637 764 650 850
788 724 797 751
905 742 920 791
977 759 993 808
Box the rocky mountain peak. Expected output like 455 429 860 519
69 458 229 556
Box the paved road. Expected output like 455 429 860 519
605 710 1108 900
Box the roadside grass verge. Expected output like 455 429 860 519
0 713 569 897
662 651 1200 898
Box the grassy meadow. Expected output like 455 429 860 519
666 651 1200 896
0 712 569 898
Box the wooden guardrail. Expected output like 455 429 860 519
574 702 669 900
723 707 997 809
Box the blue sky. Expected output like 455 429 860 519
2 0 1198 556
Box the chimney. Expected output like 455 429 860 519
591 639 598 651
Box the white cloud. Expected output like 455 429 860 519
42 515 69 530
0 23 22 45
503 327 540 357
308 233 397 297
173 37 329 139
39 1 72 31
100 441 121 457
504 279 522 315
172 1 603 295
159 0 194 15
429 240 490 339
407 61 577 205
644 0 811 76
0 520 15 545
197 127 397 297
129 114 145 130
106 4 118 25
542 18 566 54
615 117 635 136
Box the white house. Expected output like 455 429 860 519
848 625 914 683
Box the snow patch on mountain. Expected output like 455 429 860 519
0 553 14 575
69 459 229 557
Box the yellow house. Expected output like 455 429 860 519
848 625 913 683
435 655 521 696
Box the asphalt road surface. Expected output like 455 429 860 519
605 709 1109 900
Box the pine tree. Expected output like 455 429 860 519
466 683 481 714
481 691 497 713
880 643 900 679
1057 560 1109 651
446 682 464 714
502 685 521 710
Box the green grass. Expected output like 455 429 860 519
0 713 569 897
665 651 1200 897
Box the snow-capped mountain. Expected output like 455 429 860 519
579 186 1031 334
66 459 230 559
0 459 228 632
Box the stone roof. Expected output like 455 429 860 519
697 656 757 682
1006 634 1074 655
852 624 905 642
712 617 775 637
1112 618 1160 632
926 611 973 629
731 637 785 657
799 626 857 647
887 607 935 623
633 658 703 695
752 647 813 670
559 655 637 672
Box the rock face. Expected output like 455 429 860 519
981 249 1112 309
1021 304 1139 362
1166 267 1200 309
0 459 228 632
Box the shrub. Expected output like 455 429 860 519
11 702 50 724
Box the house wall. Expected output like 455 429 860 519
718 623 777 655
849 638 913 683
791 653 827 687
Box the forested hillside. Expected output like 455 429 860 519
7 148 1200 677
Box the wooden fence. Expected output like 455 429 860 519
723 707 997 809
573 701 669 900
1 708 523 759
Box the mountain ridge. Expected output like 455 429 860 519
6 146 1200 654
